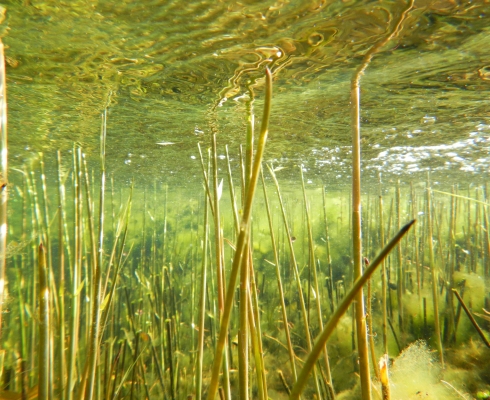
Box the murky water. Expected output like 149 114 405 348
3 0 489 185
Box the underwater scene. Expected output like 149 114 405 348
0 0 489 399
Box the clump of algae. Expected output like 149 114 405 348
336 340 471 400
390 340 469 400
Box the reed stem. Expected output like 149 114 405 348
0 38 7 343
261 169 297 382
85 110 107 400
38 243 50 400
195 193 209 399
426 175 444 367
206 67 272 400
300 166 334 393
350 3 414 396
289 220 415 400
56 151 67 400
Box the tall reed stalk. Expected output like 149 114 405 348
206 67 272 400
260 170 297 382
0 38 7 345
67 147 83 400
350 2 414 397
426 175 444 367
378 175 388 355
56 151 67 400
237 87 256 400
38 243 50 400
195 192 209 399
210 133 232 400
84 110 107 400
267 164 322 399
300 167 334 394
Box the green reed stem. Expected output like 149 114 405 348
16 267 28 398
445 185 457 344
38 243 50 400
25 168 37 387
67 147 83 400
300 166 334 394
225 146 240 237
0 39 7 343
267 164 322 399
197 144 216 218
483 185 490 278
396 180 404 336
261 169 297 381
56 151 67 400
99 183 133 342
196 193 209 399
238 85 256 400
210 131 232 400
322 188 335 314
290 220 415 400
206 67 272 400
366 260 380 380
76 152 98 400
84 110 107 400
426 175 444 367
246 286 264 400
378 175 388 355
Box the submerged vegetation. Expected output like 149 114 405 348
0 4 489 400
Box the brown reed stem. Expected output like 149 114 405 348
452 289 490 348
290 220 415 400
196 194 209 399
350 2 414 396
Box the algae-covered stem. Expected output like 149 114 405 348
206 67 272 400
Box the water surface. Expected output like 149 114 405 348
3 0 489 186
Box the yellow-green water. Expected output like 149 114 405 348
0 0 489 399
